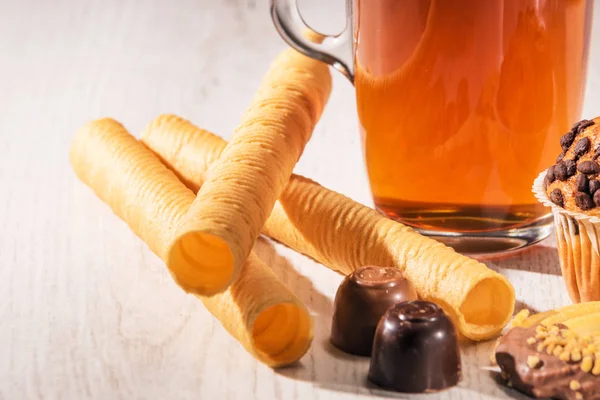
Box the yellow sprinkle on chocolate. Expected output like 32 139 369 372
553 345 564 357
527 355 542 369
546 343 556 355
572 349 583 362
543 336 557 345
570 380 582 391
550 325 560 335
575 392 583 400
527 337 537 345
537 343 545 353
536 325 547 334
582 348 592 357
588 344 597 353
536 332 548 340
593 358 600 376
511 309 530 328
581 356 593 373
559 351 571 362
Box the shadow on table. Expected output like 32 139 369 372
277 333 532 399
489 370 533 400
482 242 562 276
513 299 539 315
252 237 333 318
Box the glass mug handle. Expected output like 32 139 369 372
270 0 355 83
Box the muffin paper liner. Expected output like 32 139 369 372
533 171 600 303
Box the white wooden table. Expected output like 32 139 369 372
2 0 599 399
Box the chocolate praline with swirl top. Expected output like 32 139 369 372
330 265 418 356
368 300 462 393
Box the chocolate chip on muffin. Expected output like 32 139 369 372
594 190 600 207
573 119 594 134
554 163 566 181
593 144 600 160
590 179 600 195
573 137 591 159
555 160 577 180
575 192 594 210
577 160 599 175
575 174 588 193
565 159 577 176
549 189 564 207
544 166 556 188
560 131 576 151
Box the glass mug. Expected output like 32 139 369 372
271 0 594 254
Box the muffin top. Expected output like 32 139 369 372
545 117 600 215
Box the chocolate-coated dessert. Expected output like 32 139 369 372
330 266 417 356
496 324 600 400
368 301 462 393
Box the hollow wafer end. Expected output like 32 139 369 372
167 231 236 295
251 302 313 367
458 276 515 340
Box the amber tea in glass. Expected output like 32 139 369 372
272 0 594 253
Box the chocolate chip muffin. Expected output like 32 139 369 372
534 116 600 304
545 118 599 214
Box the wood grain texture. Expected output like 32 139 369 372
0 0 598 399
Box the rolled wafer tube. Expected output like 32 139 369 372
167 48 331 295
529 302 600 328
69 118 312 367
141 115 516 341
517 302 600 335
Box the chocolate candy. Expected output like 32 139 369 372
560 131 575 151
575 174 588 192
549 188 564 207
572 118 594 134
544 166 556 188
573 137 591 159
577 160 600 174
330 266 417 356
591 179 600 194
368 301 461 393
575 191 594 210
555 161 576 180
565 159 577 176
594 190 600 207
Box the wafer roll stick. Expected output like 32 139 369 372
533 302 600 328
167 49 331 295
517 302 600 336
70 118 312 367
141 115 515 341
